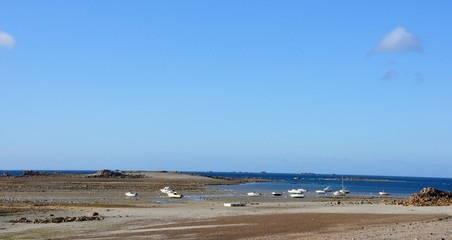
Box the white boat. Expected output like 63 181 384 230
224 203 246 207
379 191 390 196
333 190 346 196
167 192 183 198
290 193 304 198
160 187 174 194
272 192 282 196
288 188 307 194
125 192 137 197
247 192 261 197
316 186 332 194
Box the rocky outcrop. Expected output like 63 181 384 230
89 169 142 178
9 213 104 224
399 187 452 206
91 169 127 178
21 170 52 177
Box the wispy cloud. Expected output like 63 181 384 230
372 27 422 54
0 31 15 48
381 70 398 81
414 73 424 84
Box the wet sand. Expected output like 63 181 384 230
1 171 452 239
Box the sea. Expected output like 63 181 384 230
186 171 452 197
2 170 452 197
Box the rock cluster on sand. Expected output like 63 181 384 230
21 170 59 177
10 213 103 224
399 187 452 206
89 169 142 178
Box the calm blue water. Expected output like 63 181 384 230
186 172 452 197
1 170 97 175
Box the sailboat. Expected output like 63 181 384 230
333 176 350 196
379 190 390 196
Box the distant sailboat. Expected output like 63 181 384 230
333 176 350 196
379 190 390 196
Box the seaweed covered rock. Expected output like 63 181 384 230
21 170 55 177
90 169 143 178
401 187 452 206
92 169 127 178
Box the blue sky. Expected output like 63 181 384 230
1 1 452 177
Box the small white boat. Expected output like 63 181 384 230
316 186 332 194
160 187 174 194
125 192 137 197
272 192 282 196
224 203 246 207
379 191 390 196
333 190 346 196
167 192 183 198
288 188 307 194
290 193 304 198
247 192 261 197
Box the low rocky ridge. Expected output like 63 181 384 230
9 212 103 224
89 169 143 178
0 169 143 178
397 187 452 206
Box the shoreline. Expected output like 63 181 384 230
1 171 452 239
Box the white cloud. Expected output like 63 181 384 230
373 27 422 54
381 70 398 81
0 31 15 48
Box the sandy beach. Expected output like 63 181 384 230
1 171 452 239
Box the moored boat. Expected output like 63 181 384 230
288 188 307 194
247 192 261 197
333 190 346 196
125 192 137 197
160 187 174 194
290 193 304 198
272 192 282 196
167 192 183 198
334 176 350 196
379 191 390 196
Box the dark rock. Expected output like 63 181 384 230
91 169 126 178
10 214 103 224
90 169 142 178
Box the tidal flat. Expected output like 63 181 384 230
1 171 452 239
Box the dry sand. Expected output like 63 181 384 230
1 171 452 239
